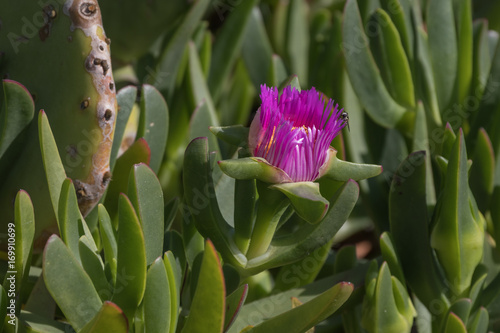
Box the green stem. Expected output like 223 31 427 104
246 181 289 259
233 178 256 254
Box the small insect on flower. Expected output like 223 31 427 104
249 85 347 182
340 111 350 132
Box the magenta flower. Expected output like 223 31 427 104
249 85 347 182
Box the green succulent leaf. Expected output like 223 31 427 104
110 86 137 171
98 204 117 283
104 138 151 223
379 232 405 285
389 151 448 308
137 85 169 173
218 157 292 183
242 7 274 89
412 102 436 206
0 80 34 159
368 9 415 109
274 240 332 293
79 301 128 333
164 251 182 333
128 163 164 265
443 312 467 333
210 126 249 148
247 282 353 333
361 263 416 333
267 54 288 88
455 0 473 104
78 237 110 302
224 284 249 333
153 0 211 99
431 130 484 295
43 235 102 331
183 138 246 268
415 27 442 128
427 0 458 111
143 257 171 333
470 128 495 213
208 0 258 101
39 110 66 222
271 182 329 224
111 194 147 321
182 240 226 333
467 307 489 333
320 148 382 181
58 178 84 261
286 0 309 86
342 0 408 128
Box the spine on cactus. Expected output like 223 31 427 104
64 0 117 215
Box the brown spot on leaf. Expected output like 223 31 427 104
104 109 112 121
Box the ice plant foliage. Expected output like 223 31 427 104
249 85 347 182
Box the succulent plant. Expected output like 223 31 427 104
1 0 500 332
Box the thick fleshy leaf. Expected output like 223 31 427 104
412 102 436 207
137 85 169 173
379 0 411 58
104 138 151 223
467 307 489 333
427 0 458 111
111 194 147 321
98 204 117 283
361 263 415 333
242 8 274 89
79 301 128 333
443 313 467 333
110 86 137 171
267 54 288 88
224 284 249 332
182 240 226 333
0 80 34 159
183 138 246 268
470 129 495 213
286 0 309 86
24 274 56 318
431 130 484 295
218 157 292 184
58 178 84 261
274 240 333 292
320 148 382 181
414 27 442 128
153 0 211 99
368 9 414 109
389 151 448 308
164 251 182 333
128 163 164 265
231 261 370 332
10 190 35 311
448 299 472 325
342 0 408 128
43 235 101 331
79 238 110 301
233 174 256 254
38 111 66 221
379 232 405 285
271 182 329 224
208 0 257 101
471 21 492 106
143 257 171 333
247 282 352 333
209 126 249 148
455 0 473 104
